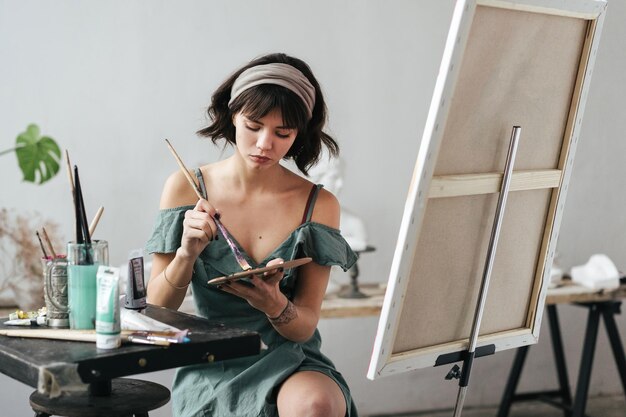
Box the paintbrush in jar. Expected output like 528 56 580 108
74 166 91 246
89 206 104 237
41 227 56 258
35 231 49 259
73 165 93 265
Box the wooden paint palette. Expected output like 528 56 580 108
207 257 312 285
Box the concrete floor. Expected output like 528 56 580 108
370 394 626 416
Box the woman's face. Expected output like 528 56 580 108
233 109 298 169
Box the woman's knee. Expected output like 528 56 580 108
283 392 340 417
277 371 346 417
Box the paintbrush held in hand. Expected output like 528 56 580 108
164 139 252 271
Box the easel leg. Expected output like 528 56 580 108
547 305 573 416
572 304 601 417
497 346 529 417
601 302 626 396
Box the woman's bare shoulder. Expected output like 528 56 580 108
279 169 340 226
309 186 340 229
159 170 199 209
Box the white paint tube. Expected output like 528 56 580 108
96 266 121 349
120 308 181 332
4 318 33 326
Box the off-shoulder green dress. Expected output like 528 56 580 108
146 169 359 417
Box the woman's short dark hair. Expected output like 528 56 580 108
197 53 338 175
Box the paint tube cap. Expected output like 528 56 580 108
97 333 121 349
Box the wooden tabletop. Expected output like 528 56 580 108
545 280 626 305
320 281 626 319
321 284 386 318
5 280 623 326
0 305 260 392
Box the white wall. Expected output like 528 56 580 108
1 1 624 416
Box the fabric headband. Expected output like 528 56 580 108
228 63 316 120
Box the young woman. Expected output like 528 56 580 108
146 53 358 417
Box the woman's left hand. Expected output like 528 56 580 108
219 258 288 317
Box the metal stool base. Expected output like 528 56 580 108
29 378 170 417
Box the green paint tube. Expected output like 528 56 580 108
96 266 121 349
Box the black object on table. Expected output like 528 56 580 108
0 304 260 417
497 301 626 417
339 245 376 299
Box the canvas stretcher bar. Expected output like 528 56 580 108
368 0 607 380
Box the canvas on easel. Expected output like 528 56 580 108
369 0 607 379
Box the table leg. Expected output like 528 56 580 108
571 304 601 417
601 302 626 396
88 379 112 396
497 345 529 417
547 305 573 417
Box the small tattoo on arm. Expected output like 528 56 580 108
268 301 297 327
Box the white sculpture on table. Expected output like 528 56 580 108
570 254 620 290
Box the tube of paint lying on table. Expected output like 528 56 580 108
4 318 45 326
120 308 181 332
96 266 121 349
125 249 147 310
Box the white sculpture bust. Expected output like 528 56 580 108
306 156 368 250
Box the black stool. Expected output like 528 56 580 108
29 378 170 417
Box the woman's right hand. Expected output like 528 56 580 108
177 199 218 260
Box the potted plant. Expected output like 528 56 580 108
0 124 63 310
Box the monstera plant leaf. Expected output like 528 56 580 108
14 124 61 184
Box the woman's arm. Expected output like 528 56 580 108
146 170 218 310
148 252 194 309
271 260 332 342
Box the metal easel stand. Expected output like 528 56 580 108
444 126 522 417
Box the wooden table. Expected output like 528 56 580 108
321 281 626 417
0 304 260 416
545 281 626 305
321 283 386 318
498 281 626 417
321 281 626 317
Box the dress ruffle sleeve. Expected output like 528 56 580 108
146 207 359 299
145 206 193 254
288 222 358 271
